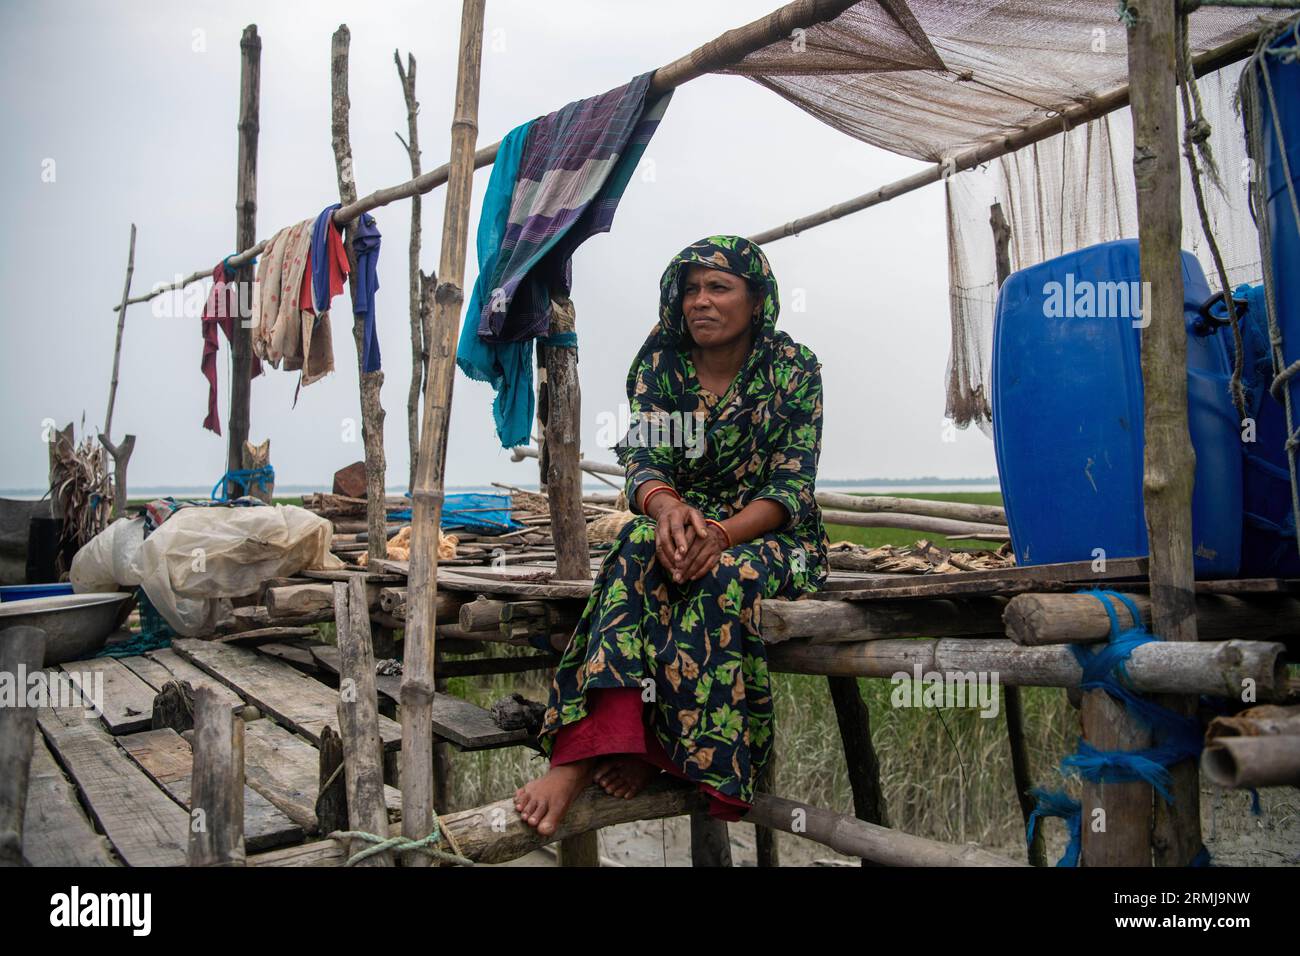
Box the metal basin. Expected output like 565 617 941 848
0 592 133 665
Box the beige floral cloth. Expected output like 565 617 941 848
251 218 334 385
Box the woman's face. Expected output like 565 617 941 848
682 265 757 349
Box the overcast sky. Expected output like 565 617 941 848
0 0 998 493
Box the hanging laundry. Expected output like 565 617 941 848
350 213 382 373
251 218 334 386
200 259 263 435
297 203 350 315
457 71 672 447
456 120 535 447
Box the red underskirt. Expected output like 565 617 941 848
550 686 751 822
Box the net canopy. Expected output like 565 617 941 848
723 1 1283 433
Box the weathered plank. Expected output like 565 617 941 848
118 648 245 715
22 734 118 867
241 718 401 833
36 706 188 866
171 638 401 750
118 728 303 853
59 657 158 735
310 645 529 751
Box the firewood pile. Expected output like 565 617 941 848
827 539 1015 575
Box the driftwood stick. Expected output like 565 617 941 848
0 627 45 866
395 49 428 494
400 0 487 867
99 222 138 518
188 685 246 866
816 490 1005 525
819 509 1008 540
332 578 392 866
102 222 136 444
331 25 388 562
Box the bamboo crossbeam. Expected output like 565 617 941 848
115 0 859 312
747 27 1271 246
249 776 1024 867
766 637 1289 698
1202 736 1300 789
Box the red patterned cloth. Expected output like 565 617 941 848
550 686 751 821
201 263 263 435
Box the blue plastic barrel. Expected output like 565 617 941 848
1209 283 1300 576
1245 23 1300 574
992 239 1242 577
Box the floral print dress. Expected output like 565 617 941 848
537 235 828 806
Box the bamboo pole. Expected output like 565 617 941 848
400 0 487 867
1202 737 1300 789
766 637 1288 698
188 685 246 866
226 24 260 499
250 777 1025 868
1004 592 1300 646
395 50 431 494
331 26 389 563
0 627 45 867
116 0 861 313
747 27 1272 246
1128 0 1203 870
99 223 137 518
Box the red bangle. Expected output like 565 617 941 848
641 485 680 513
705 518 732 548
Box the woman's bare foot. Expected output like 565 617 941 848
593 755 661 799
514 758 597 836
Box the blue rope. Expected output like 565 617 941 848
211 464 275 501
1025 588 1213 865
222 252 256 278
541 330 578 354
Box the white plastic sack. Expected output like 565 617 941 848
75 504 343 636
70 516 146 593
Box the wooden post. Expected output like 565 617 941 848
690 813 733 867
316 725 348 836
333 577 393 865
400 0 486 867
188 685 246 866
99 223 137 518
0 627 45 866
754 747 780 867
826 676 888 866
396 50 427 495
542 292 600 863
332 26 390 562
1126 0 1203 868
227 24 260 499
542 293 591 580
990 200 1044 867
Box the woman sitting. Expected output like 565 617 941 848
515 235 828 836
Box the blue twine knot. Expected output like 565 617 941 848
211 464 275 501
